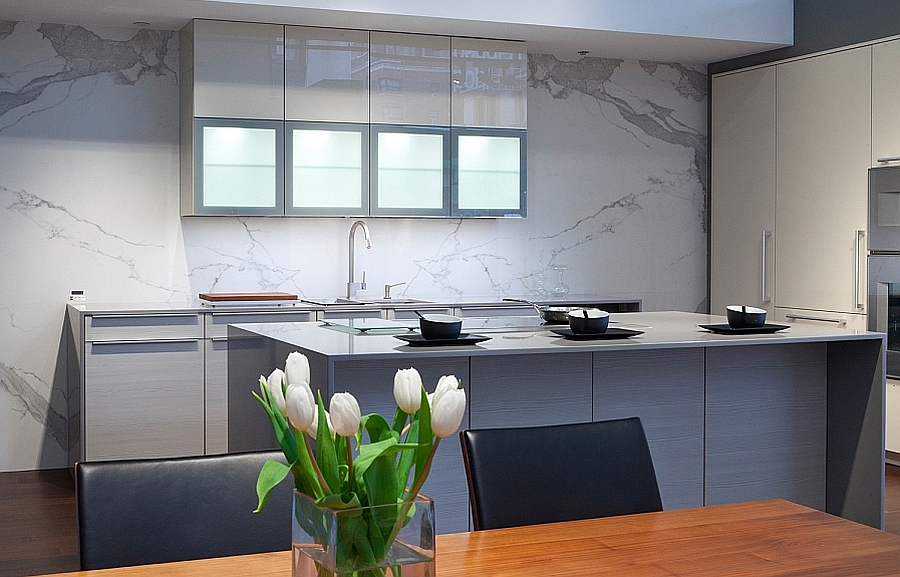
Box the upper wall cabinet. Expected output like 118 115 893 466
370 32 451 126
285 26 369 123
451 37 527 129
190 20 285 120
873 39 900 167
180 19 527 218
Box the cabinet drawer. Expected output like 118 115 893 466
85 313 202 341
204 310 314 338
774 307 867 330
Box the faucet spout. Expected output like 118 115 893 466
347 220 372 299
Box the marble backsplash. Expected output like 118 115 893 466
0 21 707 470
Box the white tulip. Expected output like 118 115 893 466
330 392 361 437
430 376 466 438
307 407 333 438
266 368 287 416
285 351 311 388
285 382 316 431
393 367 423 414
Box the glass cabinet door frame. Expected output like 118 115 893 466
285 120 370 216
370 124 451 217
192 117 285 216
451 126 527 218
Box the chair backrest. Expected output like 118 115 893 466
75 450 292 570
459 417 662 530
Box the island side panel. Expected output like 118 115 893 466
333 357 471 535
468 352 593 429
227 325 331 452
826 337 885 529
705 342 827 509
592 348 705 511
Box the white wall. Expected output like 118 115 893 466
0 21 707 471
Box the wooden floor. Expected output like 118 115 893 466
1 465 899 577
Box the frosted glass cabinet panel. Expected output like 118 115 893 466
190 19 285 120
371 126 449 215
193 118 284 215
454 129 526 216
287 122 369 215
285 26 369 123
370 32 451 126
451 38 527 128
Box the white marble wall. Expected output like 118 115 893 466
0 21 707 471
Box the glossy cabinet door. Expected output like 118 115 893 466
285 26 368 123
451 37 527 129
452 127 526 217
775 46 871 315
710 66 776 316
191 19 285 120
369 32 451 126
872 39 900 167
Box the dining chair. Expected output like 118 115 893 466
459 417 662 530
75 450 292 570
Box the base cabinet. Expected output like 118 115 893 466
84 338 204 461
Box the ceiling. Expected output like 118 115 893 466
0 0 790 63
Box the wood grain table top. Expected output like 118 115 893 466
47 500 900 577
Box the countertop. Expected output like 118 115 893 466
231 310 885 361
65 294 640 315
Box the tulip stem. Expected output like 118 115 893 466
303 433 332 495
345 437 355 492
386 438 439 548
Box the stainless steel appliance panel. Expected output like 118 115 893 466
868 165 900 253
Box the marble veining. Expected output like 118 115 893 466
0 22 707 470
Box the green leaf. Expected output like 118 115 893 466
291 428 323 498
317 492 361 510
254 459 291 513
254 389 299 464
354 437 418 484
315 391 341 493
363 454 399 551
391 406 408 437
363 412 394 443
415 387 434 485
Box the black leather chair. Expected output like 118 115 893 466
459 417 662 530
75 450 292 570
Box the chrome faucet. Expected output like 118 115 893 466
347 220 371 299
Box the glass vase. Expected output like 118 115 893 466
292 490 435 577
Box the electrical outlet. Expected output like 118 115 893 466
69 290 85 301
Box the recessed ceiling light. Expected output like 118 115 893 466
133 21 150 27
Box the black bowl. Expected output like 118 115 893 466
419 314 462 340
725 305 767 328
567 308 610 334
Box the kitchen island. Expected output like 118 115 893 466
226 311 886 532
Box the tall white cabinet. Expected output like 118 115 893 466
710 66 776 315
774 46 870 326
873 39 900 165
711 46 871 331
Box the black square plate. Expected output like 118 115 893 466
698 323 790 335
394 333 491 346
549 327 644 340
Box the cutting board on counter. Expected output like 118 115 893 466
199 292 298 302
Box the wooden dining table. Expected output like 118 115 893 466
49 500 900 577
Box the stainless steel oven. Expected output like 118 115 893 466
868 165 900 377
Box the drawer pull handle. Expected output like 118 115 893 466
90 338 201 345
91 313 197 320
784 314 843 324
877 156 900 163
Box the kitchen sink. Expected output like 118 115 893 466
301 298 433 306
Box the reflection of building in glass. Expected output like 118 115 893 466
369 38 451 125
452 49 527 127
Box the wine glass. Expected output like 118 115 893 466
550 265 571 297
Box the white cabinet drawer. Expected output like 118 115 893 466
204 310 314 338
774 307 867 331
85 313 202 341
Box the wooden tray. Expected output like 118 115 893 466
199 292 298 302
